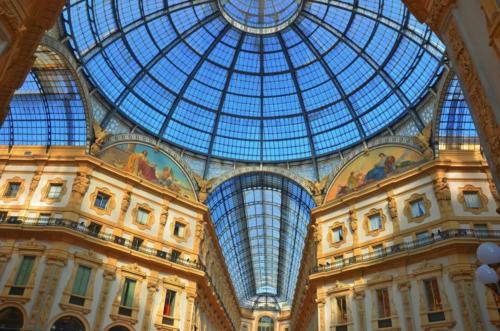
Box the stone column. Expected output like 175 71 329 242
448 266 484 330
93 267 117 331
183 291 197 331
354 289 366 331
141 279 159 331
30 251 68 331
397 278 414 331
316 296 326 331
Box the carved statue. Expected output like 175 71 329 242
90 120 109 155
72 171 91 198
120 191 131 213
305 175 329 205
160 206 169 226
433 176 453 215
30 171 42 193
387 195 398 221
415 122 434 159
193 174 216 203
348 209 358 233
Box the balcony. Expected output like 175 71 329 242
314 229 500 273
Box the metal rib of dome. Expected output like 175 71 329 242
62 0 444 162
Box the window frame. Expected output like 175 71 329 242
404 193 431 223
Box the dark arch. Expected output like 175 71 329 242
0 307 23 331
206 172 316 310
107 326 131 331
258 316 275 331
50 315 85 331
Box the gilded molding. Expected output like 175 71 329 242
403 193 432 223
362 208 387 237
89 186 116 216
0 176 25 202
131 202 155 231
457 184 489 214
170 217 191 244
326 221 347 248
40 177 68 204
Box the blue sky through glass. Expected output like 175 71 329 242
62 0 444 162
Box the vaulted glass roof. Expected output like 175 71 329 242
0 46 87 147
438 74 479 150
62 0 444 162
206 173 315 309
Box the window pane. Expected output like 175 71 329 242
120 278 136 307
424 278 442 311
94 193 110 209
376 288 391 318
411 199 425 217
464 191 481 209
137 208 149 224
14 256 35 286
369 214 382 230
48 184 63 198
163 290 176 316
5 183 20 197
72 265 91 296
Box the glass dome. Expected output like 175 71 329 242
62 0 444 162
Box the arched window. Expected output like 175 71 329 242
0 307 23 331
258 316 274 331
108 326 130 331
50 316 85 331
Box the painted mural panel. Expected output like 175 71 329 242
325 146 425 202
99 143 195 199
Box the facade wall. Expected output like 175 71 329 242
292 151 500 330
0 147 240 331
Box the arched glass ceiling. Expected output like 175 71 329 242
0 46 87 146
206 173 315 309
62 0 444 162
438 75 479 151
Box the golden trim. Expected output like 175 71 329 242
403 193 431 223
363 209 386 237
41 178 68 204
132 203 154 231
89 187 116 216
170 217 191 244
0 177 25 202
457 185 488 214
327 221 347 248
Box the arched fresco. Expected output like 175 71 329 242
325 145 426 202
98 143 196 199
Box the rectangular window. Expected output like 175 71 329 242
424 278 443 311
377 288 391 318
119 278 136 316
9 256 35 295
132 237 143 251
39 213 51 224
334 255 343 268
336 296 347 323
373 244 384 257
0 211 7 221
411 199 425 218
4 182 20 197
163 290 176 322
332 226 343 242
94 192 110 209
416 231 429 242
369 214 382 231
464 191 481 209
173 222 186 238
171 250 181 262
88 222 102 236
47 183 63 199
70 265 91 306
136 208 149 225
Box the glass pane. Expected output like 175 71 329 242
14 256 35 286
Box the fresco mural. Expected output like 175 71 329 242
325 145 425 202
98 143 195 199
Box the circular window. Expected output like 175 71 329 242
50 316 85 331
218 0 302 34
0 307 23 331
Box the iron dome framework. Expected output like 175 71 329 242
62 0 445 162
206 172 315 309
